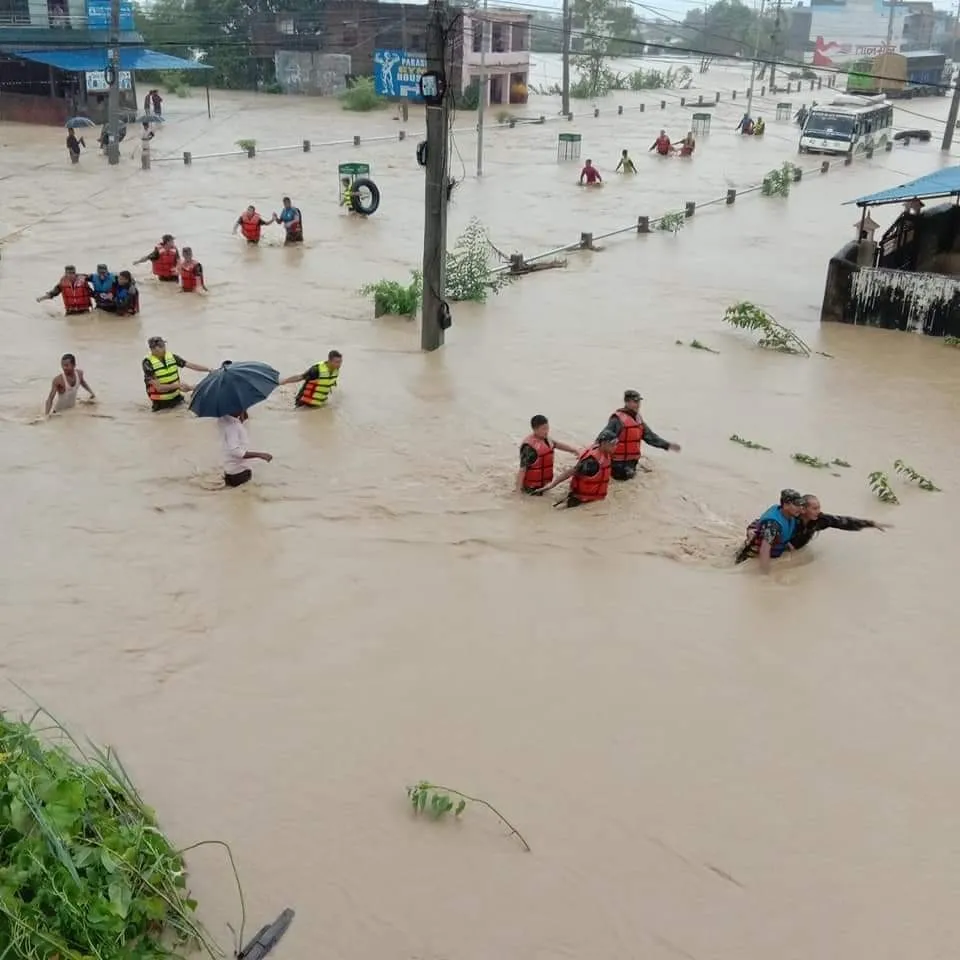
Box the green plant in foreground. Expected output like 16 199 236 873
0 709 221 960
235 138 256 152
832 458 851 468
723 301 811 355
868 470 899 504
944 336 960 347
406 781 531 852
360 270 422 317
445 218 513 303
761 162 801 198
339 76 387 112
792 452 832 469
730 434 771 451
657 211 685 233
894 459 940 491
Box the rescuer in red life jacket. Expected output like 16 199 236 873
36 265 93 315
133 234 179 281
541 431 618 508
603 389 681 481
233 205 270 245
649 130 674 156
178 247 207 293
515 414 583 495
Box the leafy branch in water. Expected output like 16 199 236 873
832 458 851 468
792 452 831 469
406 781 531 852
893 459 940 491
657 211 685 233
722 302 811 355
360 271 422 318
945 336 960 347
730 434 771 450
676 339 719 353
445 218 514 303
868 471 899 504
761 162 801 197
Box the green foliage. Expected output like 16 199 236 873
360 271 422 317
730 434 771 450
792 452 832 469
340 76 387 112
657 212 686 233
722 301 811 355
456 80 480 110
677 338 718 352
627 66 692 90
235 138 256 152
495 108 513 124
570 0 641 96
761 162 802 197
682 0 785 59
894 459 940 492
868 470 899 504
261 81 283 95
832 458 851 468
406 781 531 851
0 710 219 960
944 335 960 347
445 218 514 303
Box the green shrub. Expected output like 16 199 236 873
457 80 480 110
360 271 422 317
235 138 256 152
340 76 387 112
445 218 513 302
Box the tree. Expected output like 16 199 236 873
570 0 639 97
681 0 778 60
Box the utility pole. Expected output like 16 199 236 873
885 0 896 48
744 0 765 121
942 63 960 151
476 0 487 176
421 0 451 352
561 0 571 116
768 0 782 91
106 0 121 165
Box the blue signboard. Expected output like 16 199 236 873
86 0 136 31
373 50 427 101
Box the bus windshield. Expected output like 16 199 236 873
804 113 856 138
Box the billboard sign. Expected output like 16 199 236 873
373 49 427 101
86 0 136 32
86 71 132 92
807 0 904 66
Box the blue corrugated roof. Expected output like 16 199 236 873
7 48 212 71
848 166 960 207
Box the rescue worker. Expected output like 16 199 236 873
734 489 804 572
280 349 342 408
44 353 95 416
133 234 179 282
579 159 602 185
272 196 303 244
516 414 582 495
178 247 206 293
789 494 890 550
142 336 211 412
114 271 140 316
36 265 93 315
88 263 117 310
541 431 618 508
649 130 673 156
234 205 269 244
615 149 637 173
602 389 681 481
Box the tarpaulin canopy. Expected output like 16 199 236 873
6 48 212 72
848 166 960 207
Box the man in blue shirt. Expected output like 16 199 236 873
272 196 302 244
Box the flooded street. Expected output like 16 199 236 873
2 56 960 958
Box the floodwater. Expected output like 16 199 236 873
2 55 960 959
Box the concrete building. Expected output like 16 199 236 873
462 8 532 105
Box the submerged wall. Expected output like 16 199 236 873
274 52 351 96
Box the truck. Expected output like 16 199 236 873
845 51 948 98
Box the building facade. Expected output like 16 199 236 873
461 7 531 106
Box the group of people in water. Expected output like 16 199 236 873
736 114 766 136
578 131 697 184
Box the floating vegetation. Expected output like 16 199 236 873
406 781 531 852
730 434 771 451
722 301 811 355
676 339 719 353
868 470 899 503
832 458 851 468
894 459 940 491
761 162 801 198
792 452 832 469
945 336 960 347
445 218 514 303
360 271 422 318
657 211 686 233
234 138 256 152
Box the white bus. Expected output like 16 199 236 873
798 95 894 156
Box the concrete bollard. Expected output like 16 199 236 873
398 130 406 140
660 100 666 110
698 94 704 105
580 232 594 249
246 145 255 158
821 160 830 173
617 104 623 115
732 90 737 100
844 152 853 166
353 135 360 146
183 151 192 165
885 140 893 152
684 201 695 218
726 188 736 204
716 92 720 103
537 115 545 124
401 102 409 122
792 167 802 182
786 82 792 93
680 96 686 106
509 253 524 273
509 118 516 128
866 147 874 159
567 112 574 121
593 107 599 118
637 215 650 233
639 103 645 112
818 78 823 89
141 149 151 170
761 86 766 96
303 139 311 152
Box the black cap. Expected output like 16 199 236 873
780 488 803 505
624 389 642 402
147 336 165 347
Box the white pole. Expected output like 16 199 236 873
476 0 488 177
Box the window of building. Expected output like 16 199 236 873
278 17 294 34
1 0 31 23
511 22 528 51
410 32 424 51
492 23 505 52
472 19 483 53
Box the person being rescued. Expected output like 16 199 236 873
88 263 117 310
753 117 766 136
279 349 343 408
272 196 303 244
133 234 180 282
66 130 85 165
579 159 602 186
649 130 674 156
615 149 637 173
516 414 583 495
736 113 755 135
36 265 93 316
540 431 618 508
234 205 270 245
678 131 696 157
113 271 140 316
734 488 804 572
602 389 681 481
178 247 207 293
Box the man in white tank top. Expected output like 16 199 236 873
45 353 95 416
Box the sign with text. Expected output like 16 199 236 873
373 49 427 101
85 0 135 32
86 71 132 92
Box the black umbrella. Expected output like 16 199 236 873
188 361 279 418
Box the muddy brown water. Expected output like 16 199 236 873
2 56 960 959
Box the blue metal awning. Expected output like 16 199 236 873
848 166 960 207
6 48 212 72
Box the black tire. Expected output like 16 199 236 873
350 177 380 216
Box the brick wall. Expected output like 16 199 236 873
0 92 69 125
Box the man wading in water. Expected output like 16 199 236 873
45 353 95 416
788 494 890 550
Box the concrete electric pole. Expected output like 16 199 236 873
885 0 896 48
942 63 960 151
420 0 451 352
476 0 487 177
744 0 766 121
106 0 121 165
767 0 782 91
561 0 571 117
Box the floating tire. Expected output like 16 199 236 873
893 129 931 143
350 177 380 216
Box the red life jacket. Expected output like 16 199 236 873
611 409 644 462
60 275 91 312
570 444 611 503
655 136 671 155
521 434 555 489
179 261 201 292
152 243 179 279
239 211 262 242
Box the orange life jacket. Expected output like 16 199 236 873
239 211 262 242
611 409 644 462
521 435 555 489
179 260 201 292
569 444 611 503
152 243 179 279
655 136 671 155
60 275 91 312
